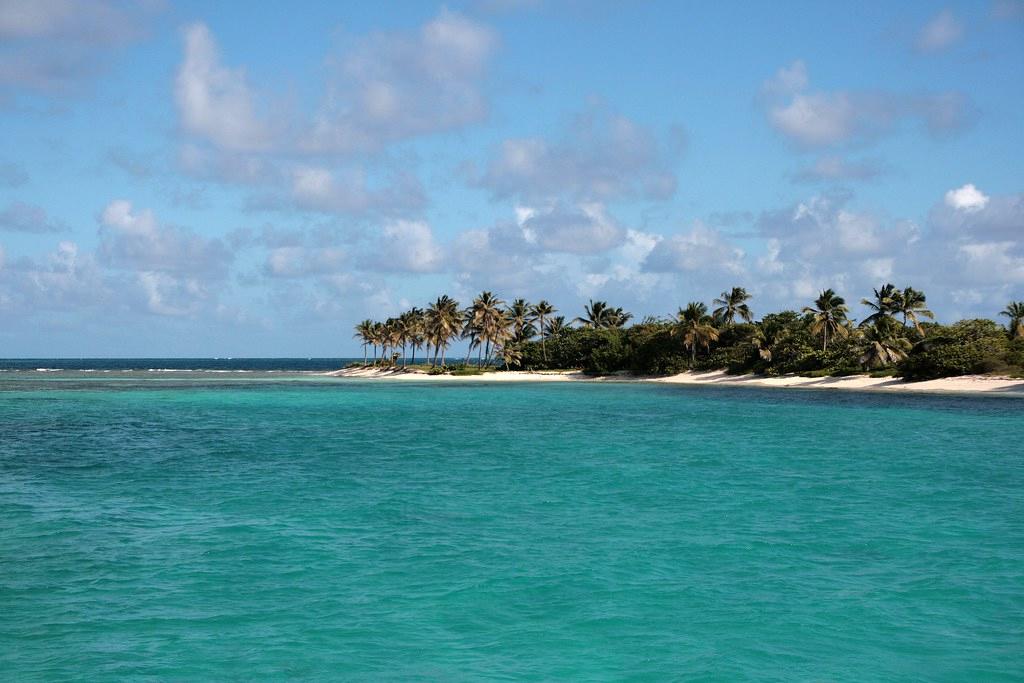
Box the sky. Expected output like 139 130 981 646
0 0 1022 357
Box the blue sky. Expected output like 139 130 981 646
1 0 1022 356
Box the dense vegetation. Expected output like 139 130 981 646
353 288 1024 381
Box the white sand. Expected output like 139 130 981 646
326 366 1024 395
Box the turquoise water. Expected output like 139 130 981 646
2 373 1023 680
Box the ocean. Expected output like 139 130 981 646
2 362 1022 680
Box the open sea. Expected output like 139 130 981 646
2 360 1022 680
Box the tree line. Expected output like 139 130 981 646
353 287 1024 380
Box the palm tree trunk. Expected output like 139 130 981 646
363 344 367 365
540 315 547 363
823 328 828 352
691 343 696 365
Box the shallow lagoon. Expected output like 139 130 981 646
2 374 1022 679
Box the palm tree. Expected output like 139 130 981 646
713 287 754 325
575 300 632 328
426 295 462 368
546 316 568 337
575 299 609 328
461 306 482 367
405 308 425 365
1001 301 1024 339
468 291 507 367
860 283 900 327
896 287 934 335
802 289 850 351
531 300 556 362
606 306 633 328
370 321 384 365
382 317 402 367
507 298 536 343
353 319 374 365
499 343 522 370
859 318 912 369
674 302 720 365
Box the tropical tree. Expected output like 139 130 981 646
405 308 425 365
353 319 374 365
468 291 508 367
531 300 556 362
860 283 901 327
499 343 522 370
802 289 850 351
507 298 536 343
674 302 720 365
575 300 632 328
999 301 1024 339
546 316 568 337
426 295 462 367
896 286 934 335
461 306 482 367
575 300 609 328
713 287 754 325
606 306 633 328
859 318 912 369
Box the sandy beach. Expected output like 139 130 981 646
327 367 1024 395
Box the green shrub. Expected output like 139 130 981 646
899 319 1010 380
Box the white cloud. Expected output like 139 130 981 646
475 106 681 202
915 9 964 53
0 201 66 233
302 10 496 153
521 203 625 254
763 61 974 148
175 23 271 152
944 183 990 212
957 242 1024 284
792 155 883 183
0 0 157 97
137 271 209 316
761 60 808 97
265 246 347 278
373 220 443 273
642 222 745 275
98 199 231 277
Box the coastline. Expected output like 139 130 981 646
326 366 1024 395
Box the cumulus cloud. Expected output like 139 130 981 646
367 220 444 273
0 0 158 98
0 240 109 312
474 106 681 202
761 60 808 97
915 9 964 53
792 155 883 183
302 10 496 154
642 223 745 275
520 203 626 254
0 201 66 232
763 61 974 149
283 165 426 216
174 23 272 152
265 246 347 278
98 199 231 277
944 183 990 212
931 186 1021 242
